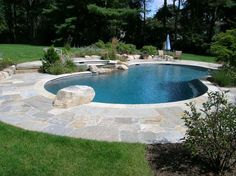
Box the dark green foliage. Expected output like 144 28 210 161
211 66 236 87
183 91 236 175
41 46 60 73
211 29 236 67
117 42 138 54
141 45 157 55
41 46 77 75
0 58 14 70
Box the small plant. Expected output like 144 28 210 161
211 66 236 87
117 42 137 54
47 59 77 75
41 46 61 73
141 45 157 55
0 58 14 70
183 91 236 175
94 40 106 48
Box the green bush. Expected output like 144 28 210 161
101 50 118 60
183 91 236 175
0 58 14 70
211 29 236 67
47 60 77 75
116 42 137 54
93 40 106 48
211 66 236 87
141 45 157 55
41 46 61 73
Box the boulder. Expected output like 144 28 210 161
98 68 113 74
53 85 95 108
116 64 128 71
16 61 42 70
90 55 102 60
133 55 141 60
89 65 99 73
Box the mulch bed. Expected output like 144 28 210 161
146 143 235 176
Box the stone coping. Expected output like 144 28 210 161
0 60 232 143
37 60 221 109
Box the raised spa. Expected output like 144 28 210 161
45 64 209 104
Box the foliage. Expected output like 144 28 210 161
141 45 157 55
72 47 106 57
47 60 77 75
116 42 138 54
0 122 152 175
183 91 236 175
211 29 236 67
0 58 14 70
211 66 236 87
41 46 61 73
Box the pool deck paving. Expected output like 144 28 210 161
0 60 235 144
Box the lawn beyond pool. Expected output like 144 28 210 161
0 44 216 64
0 44 45 63
0 122 152 176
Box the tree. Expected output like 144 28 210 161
211 29 236 66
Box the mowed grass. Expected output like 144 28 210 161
182 53 216 63
0 122 152 176
0 44 217 63
0 44 45 63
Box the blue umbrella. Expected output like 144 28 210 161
165 34 171 51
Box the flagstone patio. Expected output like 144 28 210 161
0 60 233 143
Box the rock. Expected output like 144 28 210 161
90 55 102 60
53 85 95 108
116 64 128 71
3 68 14 75
126 55 134 61
16 61 42 70
89 65 99 73
98 68 113 74
0 71 9 80
147 55 153 60
133 55 141 60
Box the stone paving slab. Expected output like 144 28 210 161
0 60 234 143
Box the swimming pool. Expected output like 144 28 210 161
45 64 209 104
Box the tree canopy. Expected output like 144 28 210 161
0 0 235 54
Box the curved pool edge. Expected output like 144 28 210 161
36 61 221 109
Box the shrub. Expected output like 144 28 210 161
101 50 118 60
182 91 236 175
47 60 77 75
141 45 157 55
0 58 14 70
211 29 236 67
116 42 137 54
93 40 106 48
211 66 236 87
41 46 61 73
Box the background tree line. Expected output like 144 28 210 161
0 0 235 54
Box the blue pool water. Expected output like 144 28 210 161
45 64 209 104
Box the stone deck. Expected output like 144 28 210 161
0 60 234 143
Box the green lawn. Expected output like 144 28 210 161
182 53 216 63
0 44 217 64
0 122 152 176
0 44 45 63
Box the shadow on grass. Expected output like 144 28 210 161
147 143 216 176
